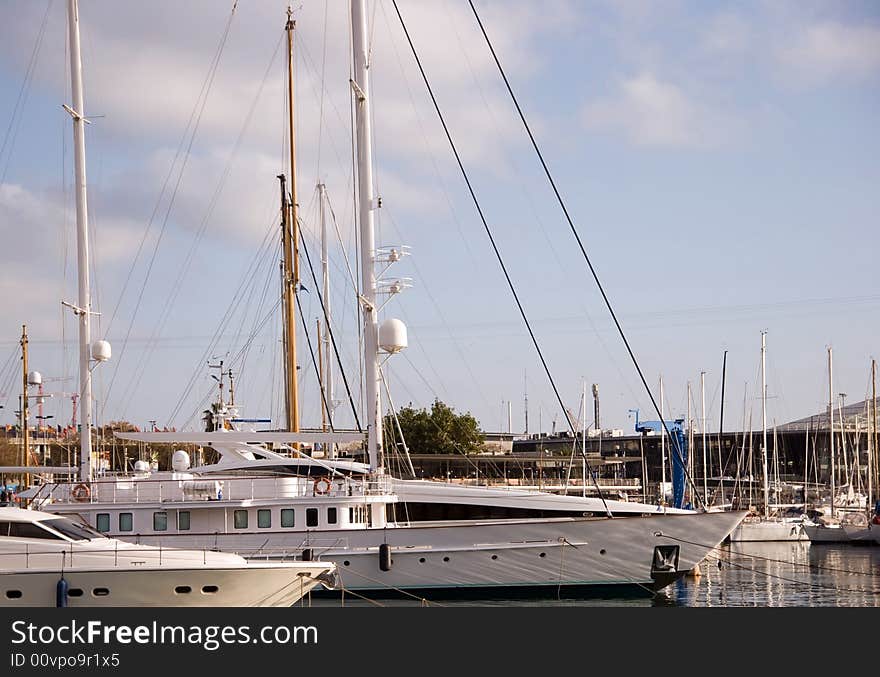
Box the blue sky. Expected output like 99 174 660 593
0 0 878 438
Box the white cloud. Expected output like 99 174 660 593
702 12 751 55
582 73 738 149
777 21 880 84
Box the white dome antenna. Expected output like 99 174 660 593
91 339 111 363
379 318 408 354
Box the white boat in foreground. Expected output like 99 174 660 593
0 507 334 607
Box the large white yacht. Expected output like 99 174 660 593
32 433 744 596
0 506 334 607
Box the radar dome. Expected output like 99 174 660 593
171 449 191 472
91 340 112 362
133 460 150 473
379 318 408 354
27 371 42 386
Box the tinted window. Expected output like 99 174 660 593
327 507 337 525
153 512 168 532
281 509 295 528
42 518 104 541
257 510 271 528
9 522 63 540
306 508 318 527
119 513 133 532
233 510 248 529
96 514 110 533
178 511 190 531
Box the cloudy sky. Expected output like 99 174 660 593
0 0 878 440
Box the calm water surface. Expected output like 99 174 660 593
310 543 880 607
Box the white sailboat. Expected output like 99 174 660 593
31 0 745 596
730 332 808 542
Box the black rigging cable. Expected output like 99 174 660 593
391 0 611 516
296 215 362 432
466 0 705 511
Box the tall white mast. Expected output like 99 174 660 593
351 0 382 473
701 370 708 506
318 182 335 452
67 0 93 482
660 375 666 502
761 331 769 519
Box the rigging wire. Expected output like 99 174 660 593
115 10 278 420
297 215 362 431
466 0 704 510
103 1 240 412
166 223 280 427
0 0 52 184
391 0 612 515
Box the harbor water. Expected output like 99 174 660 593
311 542 880 607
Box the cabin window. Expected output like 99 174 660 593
233 510 248 529
153 512 168 532
257 509 271 529
119 513 133 532
327 507 337 525
92 588 110 597
96 513 110 533
8 522 62 540
5 590 22 599
281 509 295 528
178 511 191 531
306 508 318 528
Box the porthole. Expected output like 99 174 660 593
202 585 219 594
599 549 606 555
92 588 110 597
491 555 498 560
68 589 83 597
418 557 426 564
343 561 350 566
442 556 450 562
5 590 22 599
174 586 192 594
539 552 546 558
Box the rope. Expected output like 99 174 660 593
466 0 705 511
391 0 612 517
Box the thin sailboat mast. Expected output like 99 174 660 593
761 331 769 519
828 347 835 517
281 8 300 434
351 0 382 472
701 370 707 505
319 182 334 444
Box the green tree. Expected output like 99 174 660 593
385 400 484 455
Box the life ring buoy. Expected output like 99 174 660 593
71 483 91 502
313 477 332 496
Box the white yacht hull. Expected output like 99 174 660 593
82 511 745 593
0 563 327 607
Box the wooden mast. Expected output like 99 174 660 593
280 7 300 434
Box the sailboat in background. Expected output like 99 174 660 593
730 332 808 542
